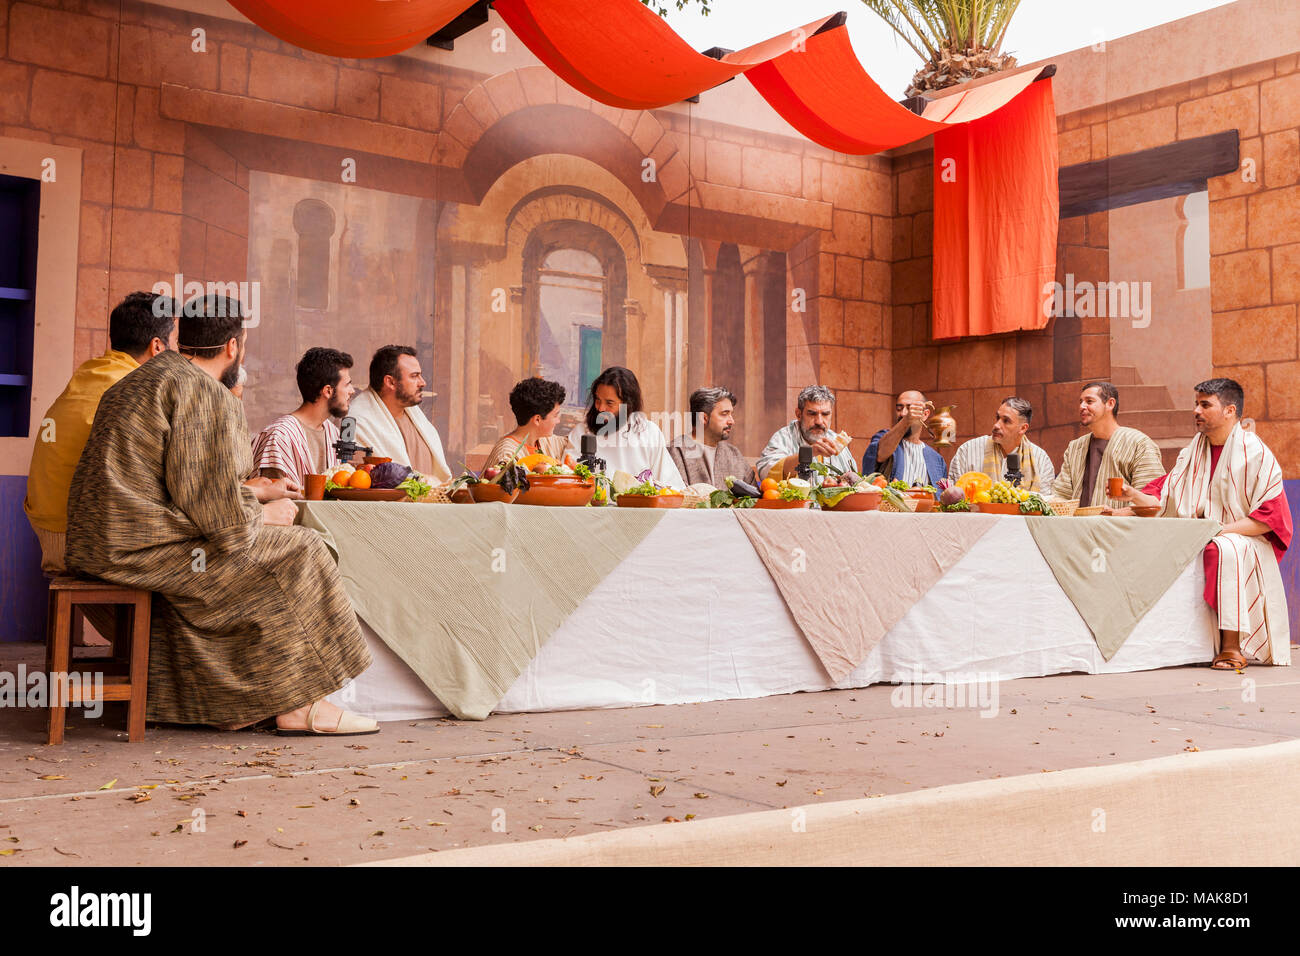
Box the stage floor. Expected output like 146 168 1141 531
1 641 1296 866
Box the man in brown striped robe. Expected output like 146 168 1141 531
65 295 374 733
1053 382 1166 507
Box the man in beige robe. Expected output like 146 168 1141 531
1053 382 1165 507
668 386 756 491
65 294 375 734
349 345 451 483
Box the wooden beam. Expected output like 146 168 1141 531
1059 130 1239 219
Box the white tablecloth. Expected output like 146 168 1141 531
329 512 1217 720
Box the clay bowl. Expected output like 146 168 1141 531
824 491 882 512
469 482 519 504
971 502 1021 515
1133 505 1161 517
616 493 684 509
516 475 594 507
327 487 408 502
753 498 811 510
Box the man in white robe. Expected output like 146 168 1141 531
1122 378 1291 668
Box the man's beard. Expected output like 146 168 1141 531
396 382 422 407
219 352 243 390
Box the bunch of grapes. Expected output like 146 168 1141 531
989 480 1027 504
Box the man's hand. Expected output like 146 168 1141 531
901 402 929 431
1117 482 1159 508
809 435 840 459
244 476 303 503
262 498 299 526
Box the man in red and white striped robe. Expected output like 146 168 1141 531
1124 379 1291 668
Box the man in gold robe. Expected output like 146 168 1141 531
25 291 176 573
65 294 375 735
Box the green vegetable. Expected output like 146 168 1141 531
397 473 433 501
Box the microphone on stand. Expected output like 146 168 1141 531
577 433 605 474
796 445 814 483
1004 452 1023 487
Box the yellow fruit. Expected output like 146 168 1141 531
517 453 558 472
957 471 993 496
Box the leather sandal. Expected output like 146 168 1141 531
1210 650 1248 670
275 700 379 737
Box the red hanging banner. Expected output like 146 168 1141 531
931 78 1060 340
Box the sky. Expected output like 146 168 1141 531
659 0 1237 97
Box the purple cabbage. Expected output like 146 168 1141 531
370 461 412 489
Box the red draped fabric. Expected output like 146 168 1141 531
227 0 472 58
931 77 1059 340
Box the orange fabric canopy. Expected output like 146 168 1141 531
232 0 1046 158
493 0 838 111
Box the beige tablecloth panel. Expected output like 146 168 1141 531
1026 515 1220 660
298 501 664 719
735 510 998 682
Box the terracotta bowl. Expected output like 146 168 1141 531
824 492 881 512
469 482 518 504
753 498 811 510
972 501 1021 515
616 493 684 509
327 487 408 502
516 476 594 507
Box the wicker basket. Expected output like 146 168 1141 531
1047 498 1080 517
415 484 454 504
879 496 916 513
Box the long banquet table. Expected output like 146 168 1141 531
295 501 1221 722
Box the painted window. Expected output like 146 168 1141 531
292 198 336 311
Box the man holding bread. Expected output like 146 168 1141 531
756 384 855 482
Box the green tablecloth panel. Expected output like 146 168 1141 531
1025 515 1220 660
298 501 664 719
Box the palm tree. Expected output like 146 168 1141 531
859 0 1023 97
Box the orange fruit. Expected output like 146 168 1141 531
347 469 372 489
760 477 778 493
331 470 352 486
762 488 780 500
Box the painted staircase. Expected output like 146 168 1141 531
1109 365 1195 472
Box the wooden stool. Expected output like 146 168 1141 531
45 576 151 744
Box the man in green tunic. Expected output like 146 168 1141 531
65 294 376 735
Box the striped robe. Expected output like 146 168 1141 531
1157 423 1290 665
947 436 1055 493
1053 426 1166 506
65 351 370 724
250 413 340 487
